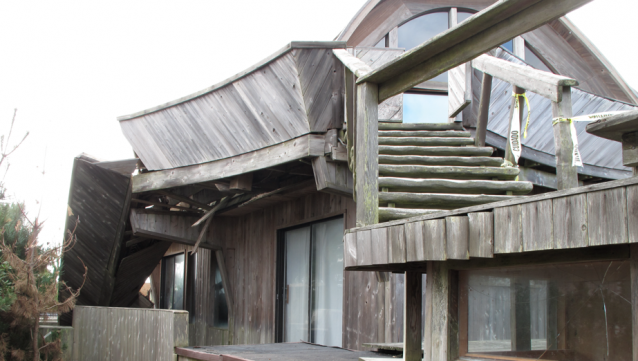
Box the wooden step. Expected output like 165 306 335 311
378 130 471 138
379 207 443 222
379 146 494 157
379 192 515 209
379 165 520 180
379 177 533 195
379 122 464 131
379 137 475 147
379 155 504 167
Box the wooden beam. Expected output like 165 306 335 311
129 208 220 250
132 134 325 193
157 190 213 211
404 271 422 361
192 196 230 228
475 73 492 147
229 173 253 192
131 198 199 212
585 109 638 142
357 0 592 102
355 82 379 227
472 54 577 102
332 49 374 78
552 86 579 190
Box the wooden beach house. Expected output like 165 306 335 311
60 0 638 360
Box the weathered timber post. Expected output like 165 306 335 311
504 37 527 166
404 271 422 361
552 86 579 190
424 262 457 361
355 82 379 227
475 73 492 147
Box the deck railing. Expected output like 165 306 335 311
333 0 594 360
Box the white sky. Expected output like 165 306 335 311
0 0 636 246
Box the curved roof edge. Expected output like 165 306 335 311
336 0 383 41
559 17 638 105
117 41 346 122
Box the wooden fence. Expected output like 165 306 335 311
72 306 188 361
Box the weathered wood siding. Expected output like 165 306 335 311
72 306 188 361
120 44 345 171
60 156 131 324
166 191 405 349
346 177 638 269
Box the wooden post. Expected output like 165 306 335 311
504 37 526 166
631 244 638 361
426 262 451 361
552 86 579 190
510 278 531 351
404 271 422 361
345 68 356 173
388 27 399 48
355 82 379 227
475 73 492 147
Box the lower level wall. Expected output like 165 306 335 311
184 191 407 350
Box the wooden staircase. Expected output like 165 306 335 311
377 122 533 222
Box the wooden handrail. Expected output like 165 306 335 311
355 0 592 103
472 54 578 102
332 49 374 78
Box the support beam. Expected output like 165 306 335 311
230 173 253 192
355 82 379 227
475 73 492 147
132 134 325 193
404 271 422 361
357 0 592 102
552 86 579 190
157 190 213 211
425 262 451 361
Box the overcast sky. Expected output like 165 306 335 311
0 0 636 246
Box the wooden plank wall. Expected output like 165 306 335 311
72 306 188 361
60 157 131 325
172 191 403 349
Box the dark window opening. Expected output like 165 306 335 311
160 253 185 310
212 254 229 328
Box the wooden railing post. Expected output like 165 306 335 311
475 73 492 147
552 86 579 190
355 82 379 227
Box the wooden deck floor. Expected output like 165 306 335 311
176 342 396 361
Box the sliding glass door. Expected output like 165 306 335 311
278 217 344 347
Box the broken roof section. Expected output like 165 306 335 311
117 42 346 171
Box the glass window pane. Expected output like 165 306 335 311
463 261 631 359
501 40 513 53
525 43 552 73
284 226 311 342
398 12 449 50
403 93 449 123
172 253 185 310
163 256 175 309
212 255 229 328
311 218 344 347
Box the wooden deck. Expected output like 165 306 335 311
175 343 394 361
